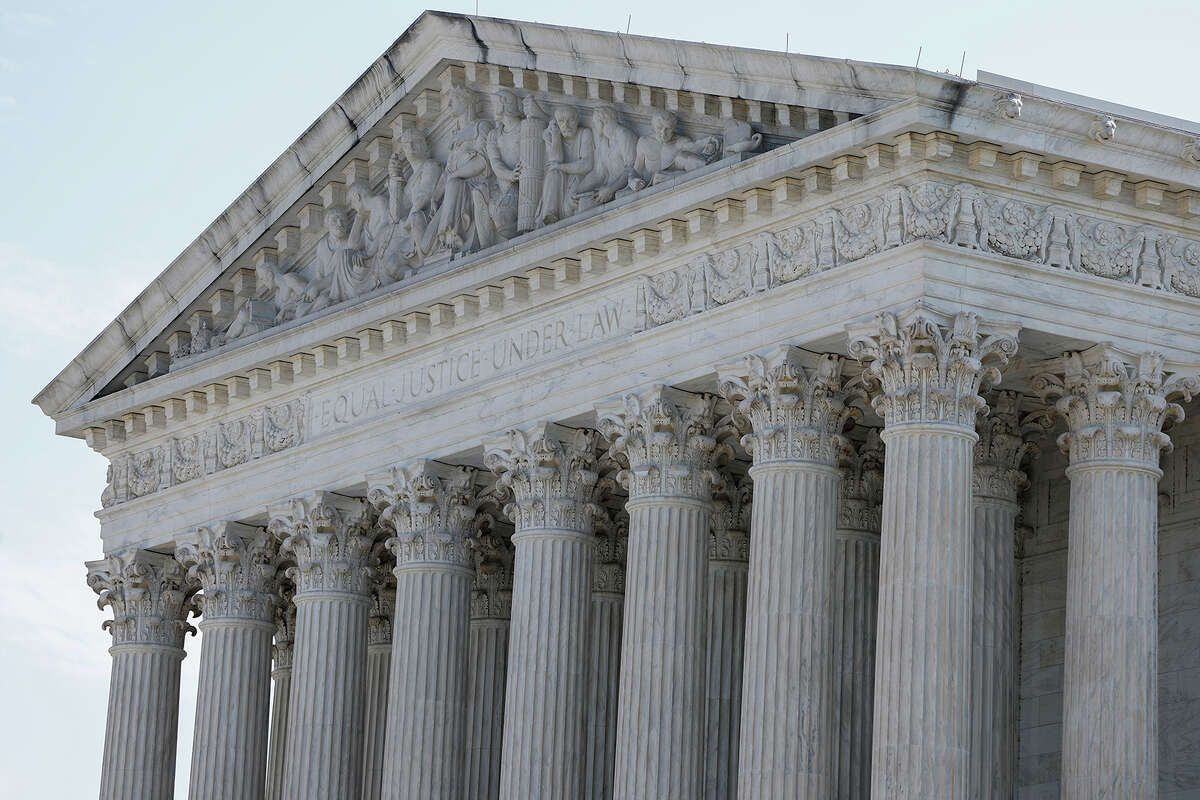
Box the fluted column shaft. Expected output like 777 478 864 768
362 633 392 800
371 461 479 800
87 550 194 800
100 644 186 800
704 554 748 800
466 617 509 799
269 493 375 800
969 496 1019 799
586 591 624 800
849 305 1019 800
265 654 291 800
872 427 975 796
499 528 593 798
1061 463 1159 798
384 563 472 798
284 592 370 799
614 497 710 798
739 464 840 795
188 619 275 800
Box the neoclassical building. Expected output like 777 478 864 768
35 11 1200 800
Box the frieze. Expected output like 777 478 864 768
101 399 305 508
641 180 1200 329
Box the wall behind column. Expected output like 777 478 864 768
1016 414 1200 800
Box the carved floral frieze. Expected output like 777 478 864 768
101 399 305 508
641 180 1200 330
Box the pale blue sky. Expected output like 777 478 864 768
2 1 1196 796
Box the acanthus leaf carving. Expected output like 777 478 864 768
175 522 279 623
367 460 479 570
591 506 629 594
267 492 376 596
86 549 199 649
837 430 884 534
468 523 514 620
1033 344 1199 468
483 422 602 533
710 472 751 562
972 392 1050 503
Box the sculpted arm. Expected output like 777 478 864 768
559 129 595 176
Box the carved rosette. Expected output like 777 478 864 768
592 507 629 594
86 549 198 649
272 585 296 670
484 423 602 532
848 304 1020 431
368 460 479 570
1034 344 1199 469
718 347 859 467
469 528 515 620
267 492 376 596
973 392 1048 503
837 431 884 533
710 473 751 562
596 386 728 501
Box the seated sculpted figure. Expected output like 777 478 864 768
537 105 595 225
628 109 719 190
421 86 497 256
221 256 308 342
347 169 414 284
305 208 374 313
575 105 638 206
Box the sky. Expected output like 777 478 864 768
1 0 1197 796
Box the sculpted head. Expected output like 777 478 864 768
554 105 580 138
494 89 521 119
398 129 431 161
447 86 476 119
650 109 677 143
592 106 618 135
347 182 369 211
327 208 350 239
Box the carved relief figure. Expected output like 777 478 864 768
483 89 524 241
577 105 638 206
537 105 595 225
720 119 762 158
422 86 497 255
306 208 373 312
629 109 718 189
347 176 411 283
391 129 443 263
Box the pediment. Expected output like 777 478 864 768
32 11 962 420
34 10 1200 425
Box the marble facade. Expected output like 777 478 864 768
38 11 1200 800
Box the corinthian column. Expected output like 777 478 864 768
86 549 196 800
268 492 375 800
831 432 884 800
176 523 278 800
465 523 514 800
487 423 601 800
848 305 1019 799
585 506 627 800
704 473 751 800
1036 346 1197 799
969 393 1041 799
368 461 478 800
362 563 395 800
718 348 857 799
265 588 294 800
597 386 725 800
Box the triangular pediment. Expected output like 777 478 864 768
34 10 1200 424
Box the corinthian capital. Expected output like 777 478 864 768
267 492 376 596
717 347 859 466
710 472 751 562
367 578 396 646
847 303 1020 430
484 423 602 532
596 385 729 501
469 526 514 620
973 392 1049 503
175 522 279 623
592 506 629 594
86 549 198 649
837 431 884 534
1034 344 1199 469
367 460 479 570
273 584 295 670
